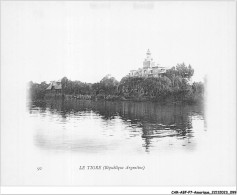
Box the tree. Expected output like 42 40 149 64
165 63 194 80
176 63 194 79
100 74 119 95
29 81 48 100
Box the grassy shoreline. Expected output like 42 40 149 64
33 93 204 106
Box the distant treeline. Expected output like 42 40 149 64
28 63 205 104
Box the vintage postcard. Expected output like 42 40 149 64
1 0 236 194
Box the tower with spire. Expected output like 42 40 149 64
146 49 151 59
143 49 155 69
128 49 167 77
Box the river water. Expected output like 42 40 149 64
29 99 206 154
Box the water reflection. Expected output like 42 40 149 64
28 99 205 153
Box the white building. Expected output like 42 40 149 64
129 49 167 77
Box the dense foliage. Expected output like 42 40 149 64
28 81 48 100
28 64 204 104
117 63 203 103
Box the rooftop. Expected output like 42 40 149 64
46 81 62 90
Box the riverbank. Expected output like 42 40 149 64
39 93 203 105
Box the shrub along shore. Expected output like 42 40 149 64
29 63 205 105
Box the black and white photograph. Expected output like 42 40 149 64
1 0 236 194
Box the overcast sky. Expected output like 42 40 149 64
2 1 235 83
